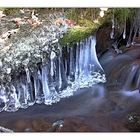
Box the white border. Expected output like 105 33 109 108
0 0 140 139
1 133 140 140
0 0 140 7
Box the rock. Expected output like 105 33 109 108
60 118 93 132
125 113 140 131
31 118 51 132
96 22 123 56
0 11 72 84
15 120 31 132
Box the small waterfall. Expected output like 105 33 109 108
112 62 140 91
124 65 139 90
0 36 106 112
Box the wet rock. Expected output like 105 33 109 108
125 113 140 131
100 45 140 91
60 118 93 132
96 22 122 56
47 120 64 132
110 59 140 91
31 118 52 132
14 118 53 132
15 120 32 132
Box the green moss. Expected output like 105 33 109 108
59 23 99 47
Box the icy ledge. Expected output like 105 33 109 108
0 36 106 112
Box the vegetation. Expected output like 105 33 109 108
67 8 100 23
60 8 101 46
59 20 99 47
59 23 99 47
101 8 135 25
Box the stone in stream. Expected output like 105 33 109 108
125 112 140 132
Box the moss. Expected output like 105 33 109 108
59 23 99 47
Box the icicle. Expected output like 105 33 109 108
75 43 79 79
64 58 67 76
42 64 60 105
16 78 29 109
25 67 31 83
50 51 56 77
25 67 35 106
0 85 8 112
132 27 138 45
48 68 59 102
57 44 68 90
25 79 35 106
59 57 68 90
83 39 90 76
34 70 44 104
69 47 75 81
110 9 115 39
58 57 63 89
5 85 20 112
50 58 54 77
42 65 51 105
123 17 126 39
79 42 84 75
126 21 135 47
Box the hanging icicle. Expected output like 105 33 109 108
33 70 44 104
126 21 135 47
110 9 115 39
123 16 126 39
132 27 138 45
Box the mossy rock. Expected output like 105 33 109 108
59 23 99 47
